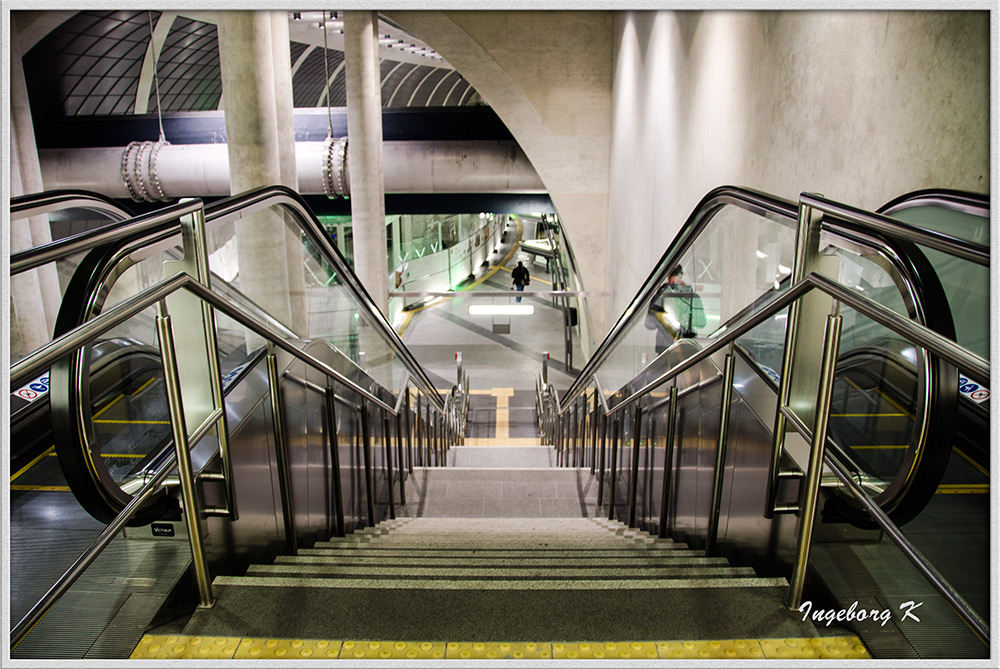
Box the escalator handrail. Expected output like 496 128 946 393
877 188 991 220
11 271 400 415
201 185 446 412
562 186 800 404
597 271 987 419
801 193 989 266
10 198 203 275
561 185 987 408
10 189 135 223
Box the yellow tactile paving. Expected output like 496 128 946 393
657 639 765 659
234 638 342 659
446 641 551 659
760 636 871 659
341 640 447 660
130 635 241 659
553 641 659 660
130 635 870 659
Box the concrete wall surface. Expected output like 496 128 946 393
607 10 990 321
386 10 615 337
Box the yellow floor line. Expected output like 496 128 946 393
10 446 55 483
400 218 524 316
936 484 989 494
92 393 125 419
131 377 156 395
952 445 989 477
131 635 871 660
492 388 514 441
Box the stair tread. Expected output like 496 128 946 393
213 574 788 590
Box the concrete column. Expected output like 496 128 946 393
269 10 308 335
343 11 389 318
217 11 294 336
10 31 62 353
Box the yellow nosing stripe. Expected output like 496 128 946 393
953 446 990 477
94 419 171 425
830 413 906 418
132 377 156 395
131 635 870 660
11 485 71 492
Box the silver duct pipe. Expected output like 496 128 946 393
39 139 545 201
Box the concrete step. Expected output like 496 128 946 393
247 564 757 580
289 551 728 564
314 536 679 549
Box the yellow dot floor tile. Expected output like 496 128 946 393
446 641 551 659
341 639 447 660
130 635 241 659
553 641 659 660
130 635 870 660
657 639 766 659
760 636 872 659
234 637 343 659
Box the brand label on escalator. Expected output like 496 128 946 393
13 372 50 404
958 375 989 405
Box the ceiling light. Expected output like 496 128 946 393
755 249 767 259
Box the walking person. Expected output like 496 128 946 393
511 261 530 303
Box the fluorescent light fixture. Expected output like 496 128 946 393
777 264 792 275
705 314 720 321
755 250 767 259
468 304 535 316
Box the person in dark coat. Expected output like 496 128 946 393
511 261 530 303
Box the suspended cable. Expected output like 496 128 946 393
146 11 166 142
322 11 334 139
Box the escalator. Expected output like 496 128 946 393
544 185 989 656
9 186 464 658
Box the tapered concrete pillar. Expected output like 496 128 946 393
269 10 308 335
217 11 294 334
343 11 389 318
10 31 62 357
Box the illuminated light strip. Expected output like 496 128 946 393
468 304 534 316
10 446 55 482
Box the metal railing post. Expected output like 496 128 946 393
383 410 396 520
597 411 608 506
788 312 843 609
266 348 297 554
706 352 736 556
396 408 406 504
360 401 376 527
658 385 679 539
590 392 599 474
156 309 213 608
405 388 414 474
627 404 643 527
608 415 621 521
324 384 346 537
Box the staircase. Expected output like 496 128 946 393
176 515 819 645
134 443 871 660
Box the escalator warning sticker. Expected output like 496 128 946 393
14 372 49 404
958 376 990 405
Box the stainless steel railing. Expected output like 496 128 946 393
10 268 460 649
